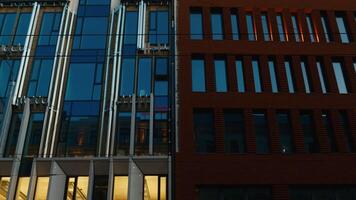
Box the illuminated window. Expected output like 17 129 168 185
144 176 167 200
261 13 271 41
0 177 10 200
113 176 128 200
291 15 301 42
65 176 89 200
276 14 286 42
306 15 317 42
15 177 30 200
246 14 256 41
34 177 49 200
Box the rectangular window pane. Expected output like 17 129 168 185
253 112 270 154
291 15 301 42
194 110 215 153
316 60 328 94
252 59 262 93
224 111 245 153
320 12 332 42
306 15 316 42
276 14 286 41
137 58 152 96
4 113 22 157
124 11 138 45
261 13 271 41
339 111 354 153
135 112 150 155
192 59 206 92
23 113 44 157
277 112 294 153
231 12 240 40
149 10 169 45
144 176 159 200
300 112 319 153
34 177 49 200
160 177 167 200
246 14 256 41
120 59 135 96
211 10 224 40
284 60 295 93
0 13 16 45
300 59 312 93
268 59 279 93
190 9 203 40
336 14 351 43
15 177 30 200
13 13 31 45
214 59 227 92
76 177 89 200
116 112 131 155
322 112 337 152
332 61 349 94
290 187 356 200
0 177 10 200
113 176 128 200
235 59 245 92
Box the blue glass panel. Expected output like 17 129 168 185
156 58 168 75
23 113 44 156
190 10 203 40
149 11 169 44
0 13 16 45
316 61 327 94
276 15 286 41
13 13 31 45
85 6 110 17
252 60 262 93
332 62 348 94
86 0 110 5
214 59 227 92
70 101 100 116
120 59 135 96
154 96 168 111
137 58 152 96
300 61 312 93
261 14 271 41
81 17 108 49
38 13 54 45
4 113 23 157
321 14 332 42
155 81 168 96
36 59 54 96
291 15 301 42
306 15 315 42
35 46 56 56
0 61 11 97
336 16 350 43
124 11 138 45
231 14 239 40
211 11 224 40
246 14 256 41
116 112 131 155
268 60 278 93
65 63 96 100
235 60 245 92
192 59 206 92
284 61 295 93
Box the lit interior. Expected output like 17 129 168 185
144 176 158 200
0 177 10 200
15 177 30 200
113 176 128 200
34 177 50 200
160 177 167 200
66 177 75 200
76 177 89 200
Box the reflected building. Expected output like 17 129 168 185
0 0 175 199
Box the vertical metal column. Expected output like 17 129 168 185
128 158 143 200
47 161 66 200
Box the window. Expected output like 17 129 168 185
253 112 270 154
23 113 44 157
339 111 354 153
154 112 168 155
277 112 294 153
15 177 30 200
306 15 317 42
34 177 50 200
284 59 296 93
194 110 215 153
4 113 22 157
211 9 224 40
291 15 302 42
135 112 150 155
320 12 333 42
113 176 128 200
38 12 62 46
0 60 20 98
322 112 337 152
192 58 206 92
316 59 328 94
276 14 286 42
230 11 240 40
190 9 203 40
214 58 228 92
65 177 89 200
119 59 135 96
268 58 279 93
123 11 138 45
0 12 31 45
73 17 108 49
252 58 262 93
224 110 246 153
335 13 351 43
235 58 245 92
0 177 10 200
300 58 313 93
149 10 169 45
198 186 271 200
27 59 54 97
300 112 319 153
290 186 356 200
144 176 167 200
246 14 256 41
261 13 271 41
115 112 131 155
137 58 152 96
332 60 349 94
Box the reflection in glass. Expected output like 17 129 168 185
268 59 279 93
23 113 44 157
246 14 256 41
235 59 245 92
332 61 348 94
306 15 316 42
252 59 262 93
214 59 227 92
192 59 206 92
15 177 30 200
149 11 169 45
276 14 286 42
300 60 312 93
291 15 301 42
316 60 328 94
27 59 54 97
0 177 10 200
230 12 240 40
190 9 203 40
284 60 295 93
120 59 135 96
34 177 49 200
137 58 152 96
261 13 271 41
113 176 128 200
335 14 350 43
66 176 89 200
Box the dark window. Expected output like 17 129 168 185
335 13 351 43
198 186 271 200
214 58 228 92
190 9 203 40
192 58 206 92
194 110 215 153
115 112 131 155
73 17 108 49
135 112 150 155
268 58 279 93
230 11 240 40
321 112 337 153
300 112 319 153
332 60 349 94
320 12 333 42
261 13 271 41
119 59 135 96
93 176 108 199
290 186 356 200
4 113 22 157
137 58 152 96
27 59 54 97
224 111 245 153
149 10 169 45
253 112 270 154
123 11 138 45
38 12 62 46
154 112 168 155
23 113 44 157
235 58 245 92
0 60 20 98
277 112 294 153
339 111 354 153
211 9 224 40
252 58 262 93
246 14 256 41
291 15 301 42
